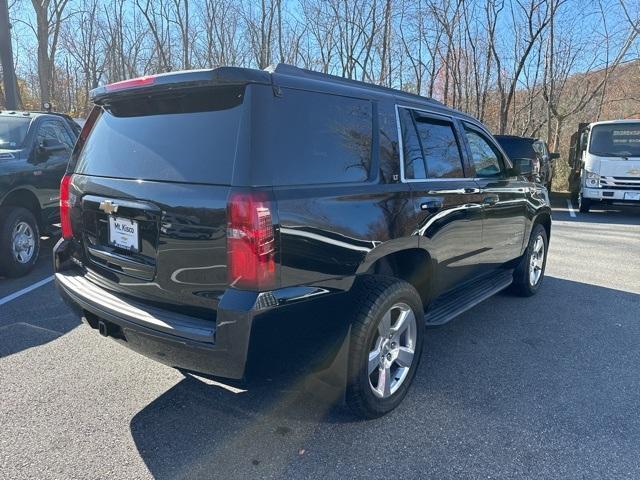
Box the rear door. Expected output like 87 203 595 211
68 85 247 316
461 123 528 268
397 107 484 297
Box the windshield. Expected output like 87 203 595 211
0 116 31 148
589 123 640 157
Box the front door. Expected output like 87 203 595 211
397 107 485 297
461 123 528 269
30 119 75 224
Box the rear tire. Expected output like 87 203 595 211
511 224 548 297
0 207 40 278
346 275 424 419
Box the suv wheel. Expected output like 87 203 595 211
0 207 40 278
346 276 424 419
511 224 548 297
578 191 591 213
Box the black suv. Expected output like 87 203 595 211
0 110 80 277
494 135 559 191
54 65 551 418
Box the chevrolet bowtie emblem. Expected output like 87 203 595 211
628 167 640 176
99 200 119 215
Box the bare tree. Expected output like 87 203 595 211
30 0 70 105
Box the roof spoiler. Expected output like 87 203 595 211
90 67 272 104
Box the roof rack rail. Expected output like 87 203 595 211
268 63 443 106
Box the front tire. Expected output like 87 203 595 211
511 224 548 297
578 191 592 213
0 207 40 278
346 276 424 419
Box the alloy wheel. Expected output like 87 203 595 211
368 302 418 399
12 221 36 264
529 234 545 286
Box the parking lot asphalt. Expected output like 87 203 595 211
1 194 639 480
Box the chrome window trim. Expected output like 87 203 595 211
395 104 472 183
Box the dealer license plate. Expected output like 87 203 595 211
108 216 139 252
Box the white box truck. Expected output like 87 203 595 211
568 120 640 212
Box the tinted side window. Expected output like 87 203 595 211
54 121 75 149
37 121 72 151
465 128 503 177
414 115 464 178
399 108 426 179
263 89 372 185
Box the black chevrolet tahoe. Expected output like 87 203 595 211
54 65 551 418
0 110 80 277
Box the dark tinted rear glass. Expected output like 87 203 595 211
74 86 245 184
495 136 536 160
256 88 372 185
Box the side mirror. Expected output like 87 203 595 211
549 152 560 160
510 157 533 177
34 139 66 162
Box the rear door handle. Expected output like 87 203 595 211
420 199 443 213
483 194 499 206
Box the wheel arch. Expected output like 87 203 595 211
358 247 433 305
0 188 43 227
532 209 551 240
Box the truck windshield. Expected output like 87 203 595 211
589 123 640 158
0 116 31 148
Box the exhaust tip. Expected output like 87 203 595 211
98 320 108 337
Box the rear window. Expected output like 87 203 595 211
495 137 537 160
0 116 31 148
73 86 245 184
256 88 372 185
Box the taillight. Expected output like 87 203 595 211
227 192 276 290
60 174 74 239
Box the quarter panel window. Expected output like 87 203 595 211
464 129 503 178
399 108 426 180
261 88 373 185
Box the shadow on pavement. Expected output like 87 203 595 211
0 235 82 358
130 276 640 479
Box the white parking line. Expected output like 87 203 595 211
0 276 55 307
566 199 577 218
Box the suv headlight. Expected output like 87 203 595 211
585 170 600 188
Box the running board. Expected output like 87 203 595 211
424 270 514 326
